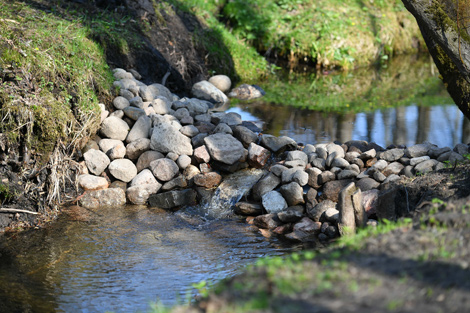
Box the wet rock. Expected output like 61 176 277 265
247 143 271 168
293 217 321 234
162 176 188 191
148 189 197 209
79 188 127 209
253 213 282 229
252 173 281 201
280 182 305 206
78 174 109 190
204 133 244 165
100 116 130 141
194 172 222 188
208 75 231 92
126 115 151 143
150 119 193 156
84 149 110 176
234 202 263 216
261 190 288 213
150 158 179 182
126 186 151 205
307 200 336 222
278 209 303 223
126 138 150 160
192 80 229 105
260 134 297 153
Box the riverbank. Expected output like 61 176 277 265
162 162 470 313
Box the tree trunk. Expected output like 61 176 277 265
401 0 470 119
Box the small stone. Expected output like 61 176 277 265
380 148 404 162
382 162 404 176
293 217 321 234
113 96 130 110
162 176 188 191
261 191 288 213
405 143 433 158
176 155 192 170
193 145 211 164
136 150 164 172
126 138 150 160
208 75 231 92
318 171 335 185
204 133 244 165
292 170 309 186
100 116 130 141
78 174 109 190
307 200 336 222
306 167 322 188
253 213 282 229
212 122 233 134
84 149 110 176
108 159 138 182
192 80 229 105
260 134 297 153
233 126 258 147
150 158 179 182
278 209 303 223
234 202 263 216
253 173 281 201
220 112 242 126
280 182 305 206
248 143 271 168
194 172 222 188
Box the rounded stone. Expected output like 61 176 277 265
108 159 138 183
208 75 232 92
100 116 130 141
261 190 288 214
150 158 179 182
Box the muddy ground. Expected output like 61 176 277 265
177 164 470 313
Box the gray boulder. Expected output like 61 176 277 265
150 158 179 182
261 190 288 214
260 134 297 153
148 189 197 209
79 188 126 209
126 115 151 143
204 133 244 165
150 120 193 155
126 138 150 160
136 150 164 172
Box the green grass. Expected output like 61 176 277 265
0 0 137 159
168 0 423 78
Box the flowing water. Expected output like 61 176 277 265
0 55 466 313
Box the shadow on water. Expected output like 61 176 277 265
0 205 300 312
229 55 470 148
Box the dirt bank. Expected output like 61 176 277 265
171 163 470 313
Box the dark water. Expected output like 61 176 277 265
228 56 468 149
0 206 296 312
229 104 469 148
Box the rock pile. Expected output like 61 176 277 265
77 68 470 243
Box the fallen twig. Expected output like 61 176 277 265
0 208 40 215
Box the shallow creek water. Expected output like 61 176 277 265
0 56 467 312
0 206 297 312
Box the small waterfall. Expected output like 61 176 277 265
202 168 266 219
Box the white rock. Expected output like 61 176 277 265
108 159 138 182
100 116 130 141
78 174 109 190
84 149 110 176
208 75 231 92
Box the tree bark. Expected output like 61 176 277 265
402 0 470 119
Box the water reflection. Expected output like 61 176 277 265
230 102 469 148
0 205 296 312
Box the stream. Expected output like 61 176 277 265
0 55 466 313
